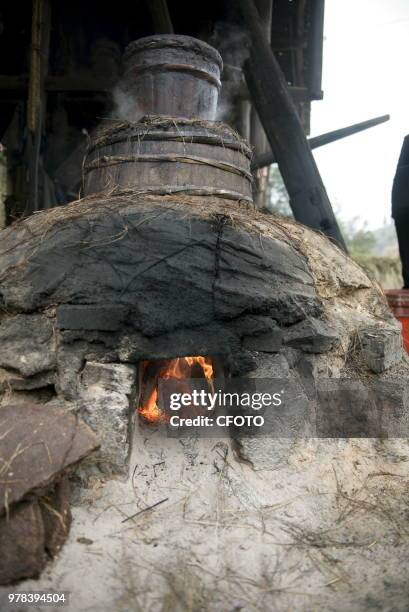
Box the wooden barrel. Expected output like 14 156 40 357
83 118 253 202
122 35 222 121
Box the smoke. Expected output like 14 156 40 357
215 99 233 122
210 22 250 122
110 23 250 124
111 82 143 123
212 22 250 67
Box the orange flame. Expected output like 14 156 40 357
138 356 214 423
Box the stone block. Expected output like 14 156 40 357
79 362 137 474
81 361 136 395
284 317 338 353
0 402 99 512
233 375 311 470
56 341 87 400
0 500 46 585
118 325 240 362
358 325 403 373
0 368 55 391
230 315 278 337
0 314 56 377
57 304 128 331
242 325 283 353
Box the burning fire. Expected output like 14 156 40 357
138 356 214 423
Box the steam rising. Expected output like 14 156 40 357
210 22 250 122
111 25 250 124
112 82 142 123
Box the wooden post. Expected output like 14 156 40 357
250 0 272 209
238 0 346 250
26 0 50 214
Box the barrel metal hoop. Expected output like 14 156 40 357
84 154 253 182
92 184 253 204
124 35 223 70
126 63 221 89
87 132 252 159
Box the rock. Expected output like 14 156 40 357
233 375 312 470
284 317 339 353
225 350 258 376
232 349 313 470
0 314 56 377
40 479 72 557
248 353 291 378
280 347 301 369
242 325 283 353
316 380 380 437
0 479 72 585
81 361 136 394
0 197 322 333
0 500 46 585
118 324 240 362
230 315 279 337
370 377 409 437
0 387 57 408
294 352 344 399
358 325 403 373
56 341 87 400
60 316 284 365
316 376 409 437
0 368 55 391
0 402 100 512
295 220 373 299
57 304 128 331
78 362 137 474
215 224 320 325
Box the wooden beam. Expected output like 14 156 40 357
307 0 325 100
238 0 346 250
0 76 316 107
0 75 115 92
252 114 391 170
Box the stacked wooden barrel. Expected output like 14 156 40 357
83 35 253 203
122 35 223 121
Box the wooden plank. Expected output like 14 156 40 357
252 114 391 170
238 0 346 250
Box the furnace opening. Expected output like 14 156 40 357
137 356 220 424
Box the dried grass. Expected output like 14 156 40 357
90 115 251 156
0 187 302 265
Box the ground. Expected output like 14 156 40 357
2 420 409 612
